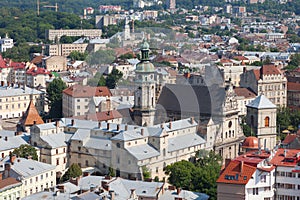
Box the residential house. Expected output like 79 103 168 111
234 87 256 116
26 67 51 88
287 82 300 110
62 85 112 117
240 64 287 107
0 173 22 200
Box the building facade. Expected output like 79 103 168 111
45 29 102 41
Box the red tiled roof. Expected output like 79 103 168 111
167 68 178 77
220 59 232 63
253 69 261 80
26 67 50 76
288 82 300 91
282 134 297 145
0 177 21 190
270 148 300 167
73 109 122 121
10 62 25 70
233 56 249 61
261 64 281 76
217 160 256 185
0 55 7 68
31 55 43 65
234 87 256 98
19 100 44 126
63 85 112 98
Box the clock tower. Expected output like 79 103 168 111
133 41 156 126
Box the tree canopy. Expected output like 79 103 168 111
46 78 67 119
12 144 38 161
86 49 115 66
61 163 82 182
164 150 221 200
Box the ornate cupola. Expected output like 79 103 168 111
133 41 156 126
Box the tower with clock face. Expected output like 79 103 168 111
133 41 156 126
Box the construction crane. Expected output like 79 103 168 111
43 3 58 12
37 0 58 16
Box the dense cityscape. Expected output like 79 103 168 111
0 0 300 199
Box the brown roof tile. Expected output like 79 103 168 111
282 134 297 145
63 85 112 98
261 64 281 76
234 87 256 98
288 82 300 91
0 177 21 191
270 148 300 167
217 160 256 185
253 69 261 80
20 100 44 126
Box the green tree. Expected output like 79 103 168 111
12 144 38 161
98 75 106 86
46 78 67 119
108 166 116 177
61 163 82 182
142 166 151 180
105 68 123 89
86 49 115 65
164 160 195 189
69 51 88 61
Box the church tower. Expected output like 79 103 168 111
246 95 277 150
133 41 156 126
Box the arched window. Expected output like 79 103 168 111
264 117 270 127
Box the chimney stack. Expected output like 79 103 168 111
240 161 244 172
10 155 16 164
117 124 120 131
55 120 59 127
107 123 110 130
125 125 128 131
190 117 194 124
169 122 172 129
141 128 144 136
33 121 37 125
98 122 101 129
71 119 75 126
109 190 115 200
4 136 8 141
176 187 181 195
0 81 4 87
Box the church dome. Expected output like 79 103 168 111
242 136 259 149
136 61 155 73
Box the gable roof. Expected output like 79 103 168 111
19 100 44 126
63 85 112 98
246 95 276 109
0 177 21 192
234 87 256 98
217 160 256 185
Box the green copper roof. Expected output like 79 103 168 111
136 61 155 72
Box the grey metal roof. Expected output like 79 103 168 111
83 137 111 151
0 86 43 97
108 177 164 200
40 132 67 148
22 191 71 200
58 182 80 194
3 157 56 179
246 95 276 109
160 190 209 200
126 144 160 160
168 133 206 152
157 84 225 120
71 129 90 141
0 130 27 138
0 135 29 151
72 192 101 200
78 176 105 191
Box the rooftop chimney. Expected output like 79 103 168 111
55 120 59 127
107 123 110 130
109 190 115 200
240 161 244 173
141 128 144 136
117 124 120 131
33 121 37 125
130 189 137 199
4 136 7 141
169 122 172 129
10 155 16 164
125 125 128 131
98 122 101 129
177 187 181 195
71 119 75 126
190 117 194 124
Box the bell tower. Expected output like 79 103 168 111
246 95 277 150
133 41 156 126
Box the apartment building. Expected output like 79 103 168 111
240 64 287 107
0 174 22 200
0 34 13 52
0 55 26 83
1 155 56 198
234 87 257 116
30 121 68 177
287 82 300 110
45 29 102 41
45 43 89 57
26 67 51 88
42 56 67 71
62 85 112 117
0 85 45 119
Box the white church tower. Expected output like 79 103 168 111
133 41 156 126
246 95 277 151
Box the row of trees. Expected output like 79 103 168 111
87 69 123 89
